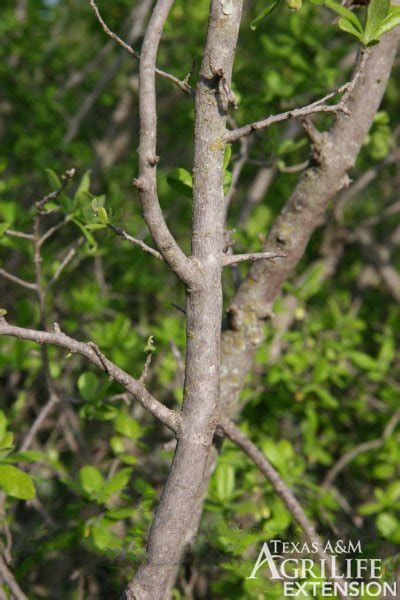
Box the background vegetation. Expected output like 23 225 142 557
0 0 399 597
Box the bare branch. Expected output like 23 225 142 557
222 251 286 267
226 49 371 144
107 224 163 260
225 98 349 144
88 0 139 59
88 0 192 94
46 238 84 290
4 229 34 241
35 168 75 212
20 393 60 452
323 410 400 488
39 216 72 247
220 419 345 592
135 0 197 285
0 317 181 434
0 269 37 291
0 556 28 600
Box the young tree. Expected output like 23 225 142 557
1 1 400 598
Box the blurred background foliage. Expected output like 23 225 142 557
0 0 399 598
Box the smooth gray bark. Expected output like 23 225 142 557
123 1 243 598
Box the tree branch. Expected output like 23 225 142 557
323 410 400 488
0 318 181 434
225 50 370 144
4 229 34 241
134 0 198 286
0 556 28 600
0 269 37 291
107 224 163 260
220 419 345 591
88 0 192 94
45 238 84 290
222 251 286 267
20 393 60 452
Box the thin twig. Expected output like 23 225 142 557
4 229 34 241
88 0 192 94
107 224 163 260
323 410 400 488
139 353 153 384
225 55 370 145
225 101 349 143
0 269 37 291
222 251 286 266
0 556 28 600
20 394 60 452
46 238 84 290
39 216 73 247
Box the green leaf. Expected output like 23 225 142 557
72 218 98 250
77 372 99 403
166 168 193 198
0 411 7 440
325 0 364 32
215 464 235 501
6 450 44 463
223 170 233 194
114 413 142 441
110 436 125 455
74 170 91 200
44 202 59 212
79 465 104 496
251 0 280 30
119 454 137 465
44 168 61 189
373 5 400 38
0 222 10 237
0 432 14 452
365 0 390 43
106 506 135 521
84 223 106 231
287 0 302 10
338 17 365 42
376 512 398 538
97 206 109 225
349 351 378 371
101 468 132 499
0 465 35 500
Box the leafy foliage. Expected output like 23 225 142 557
0 0 399 598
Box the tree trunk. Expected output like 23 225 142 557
123 1 243 598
